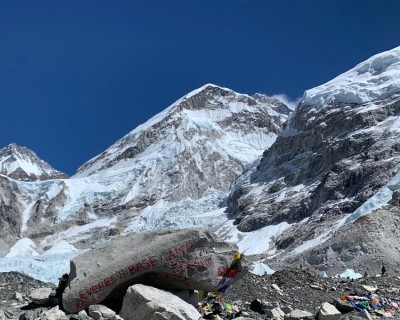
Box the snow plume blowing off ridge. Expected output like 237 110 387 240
270 94 301 110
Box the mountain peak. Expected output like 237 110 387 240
183 83 233 98
75 84 290 179
6 142 19 150
0 143 67 181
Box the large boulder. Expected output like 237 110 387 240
62 229 244 313
119 284 201 320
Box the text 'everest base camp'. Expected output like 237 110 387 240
1 46 400 319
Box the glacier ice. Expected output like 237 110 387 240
251 262 275 276
338 269 363 280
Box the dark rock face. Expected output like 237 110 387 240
229 96 400 234
252 93 292 117
0 175 24 239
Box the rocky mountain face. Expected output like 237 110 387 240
0 84 290 256
0 144 68 245
227 46 400 272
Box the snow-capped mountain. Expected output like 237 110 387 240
55 84 289 235
4 46 400 283
226 46 400 272
0 84 291 283
0 144 67 181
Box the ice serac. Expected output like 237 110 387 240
228 46 400 264
62 229 243 313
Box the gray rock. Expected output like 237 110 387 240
69 310 95 320
358 309 373 320
338 315 366 320
266 307 285 318
19 306 68 320
119 284 201 320
70 313 94 320
88 310 102 320
168 290 199 308
318 302 341 320
281 305 294 314
284 309 313 320
12 292 23 302
88 305 116 319
62 229 243 313
28 287 53 305
40 306 68 320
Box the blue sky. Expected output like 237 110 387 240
1 0 400 175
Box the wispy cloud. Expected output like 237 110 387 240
270 94 302 110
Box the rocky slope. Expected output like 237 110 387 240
227 46 400 271
281 206 400 278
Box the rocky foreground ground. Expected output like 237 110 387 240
224 267 400 318
0 267 399 319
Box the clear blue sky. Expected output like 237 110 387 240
1 0 399 176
